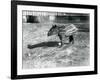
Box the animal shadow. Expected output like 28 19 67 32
27 41 59 49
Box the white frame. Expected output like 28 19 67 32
18 5 94 75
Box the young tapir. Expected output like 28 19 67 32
47 24 78 47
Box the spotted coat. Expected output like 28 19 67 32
47 24 78 46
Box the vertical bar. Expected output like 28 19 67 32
11 1 17 79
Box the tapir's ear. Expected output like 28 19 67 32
54 25 57 28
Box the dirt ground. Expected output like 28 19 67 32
22 23 90 69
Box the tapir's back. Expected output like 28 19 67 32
58 24 78 36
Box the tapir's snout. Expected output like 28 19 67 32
47 31 51 36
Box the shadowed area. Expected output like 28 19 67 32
27 41 60 49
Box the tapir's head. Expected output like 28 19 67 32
47 25 59 36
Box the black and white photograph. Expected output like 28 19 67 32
22 11 90 69
11 1 97 79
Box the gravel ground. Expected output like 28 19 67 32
22 23 90 69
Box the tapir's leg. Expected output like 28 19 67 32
58 34 63 47
69 35 74 44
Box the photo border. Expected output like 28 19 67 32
11 0 97 79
